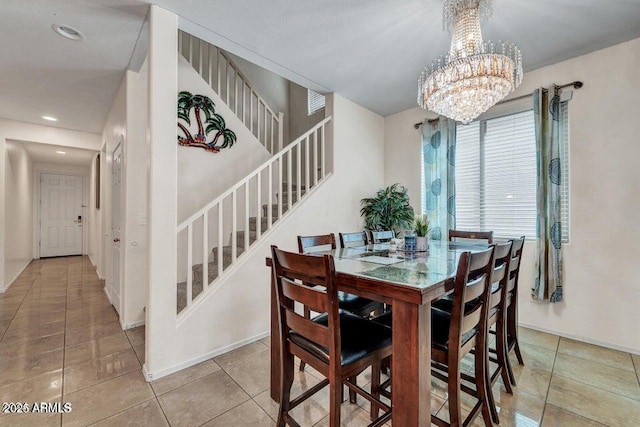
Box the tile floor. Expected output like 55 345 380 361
1 256 639 426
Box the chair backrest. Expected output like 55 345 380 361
448 229 494 244
488 241 513 314
297 234 337 254
369 230 395 244
271 246 340 365
339 231 368 248
507 236 526 294
447 247 495 353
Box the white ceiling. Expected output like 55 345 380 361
14 140 96 167
2 0 640 134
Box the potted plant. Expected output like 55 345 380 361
414 214 430 249
360 184 415 234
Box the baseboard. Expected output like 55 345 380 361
143 330 269 382
518 321 640 356
0 259 33 293
120 318 145 330
103 286 112 304
88 254 104 280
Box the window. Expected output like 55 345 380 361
307 89 325 116
453 104 569 240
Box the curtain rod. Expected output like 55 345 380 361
413 80 584 129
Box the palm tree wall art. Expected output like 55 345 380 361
177 91 237 153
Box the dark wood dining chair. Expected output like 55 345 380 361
504 236 526 385
339 231 368 248
371 247 496 426
271 246 393 427
297 234 384 375
448 229 494 243
368 230 395 244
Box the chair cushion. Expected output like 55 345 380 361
372 309 476 351
289 311 392 366
337 292 382 315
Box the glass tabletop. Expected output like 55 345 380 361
326 240 490 290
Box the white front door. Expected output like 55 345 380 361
40 174 83 257
110 143 123 315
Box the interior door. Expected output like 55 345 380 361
110 143 123 314
40 174 83 257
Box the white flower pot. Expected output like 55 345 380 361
416 236 428 250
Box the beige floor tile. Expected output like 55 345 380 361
125 326 145 347
0 309 18 321
11 305 66 320
214 340 269 368
260 336 271 348
62 370 154 427
518 327 559 351
202 399 275 426
0 320 10 336
1 320 65 343
0 333 64 361
632 353 640 375
157 370 250 427
547 375 640 426
553 352 640 400
0 412 61 427
483 384 545 427
507 364 552 399
0 369 63 403
225 349 271 397
0 348 64 387
65 321 123 347
133 344 145 365
513 342 557 372
151 359 221 396
314 403 377 427
541 404 606 426
557 337 634 372
64 331 131 367
8 311 66 328
63 348 141 394
90 399 168 427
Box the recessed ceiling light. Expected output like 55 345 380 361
56 151 66 155
52 24 85 41
42 116 58 122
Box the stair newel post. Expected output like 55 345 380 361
268 163 273 228
278 112 284 152
187 223 193 308
244 181 250 251
313 129 318 186
305 136 310 197
296 141 302 201
231 191 237 262
202 211 208 290
287 150 293 212
217 201 223 278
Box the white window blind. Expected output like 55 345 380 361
454 105 570 241
307 89 325 116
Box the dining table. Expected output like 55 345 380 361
266 240 490 426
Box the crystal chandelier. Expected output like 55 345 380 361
418 0 523 124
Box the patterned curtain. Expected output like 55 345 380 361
532 87 564 302
422 117 456 240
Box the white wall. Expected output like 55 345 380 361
146 93 386 379
0 120 100 289
3 141 33 289
177 55 273 224
88 153 102 277
383 38 640 354
289 81 325 141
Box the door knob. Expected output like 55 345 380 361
113 238 120 243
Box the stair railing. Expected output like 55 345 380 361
176 117 331 314
179 31 284 154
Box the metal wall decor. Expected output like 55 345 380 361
177 91 237 153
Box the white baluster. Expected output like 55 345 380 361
271 116 275 155
202 211 208 289
208 45 214 87
256 171 262 239
296 142 301 202
188 33 193 64
250 93 254 135
268 163 273 228
305 137 310 197
321 126 326 179
244 181 250 251
234 71 238 114
278 112 284 152
287 151 292 211
217 51 222 94
313 130 318 186
198 39 203 76
264 109 268 152
231 191 237 262
187 223 193 307
218 200 223 277
278 156 283 220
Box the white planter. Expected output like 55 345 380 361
416 236 428 250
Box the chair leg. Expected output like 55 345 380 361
514 339 525 366
446 361 464 427
370 362 381 421
328 373 341 427
474 338 495 426
496 317 513 395
348 376 357 403
299 306 311 372
277 349 295 427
